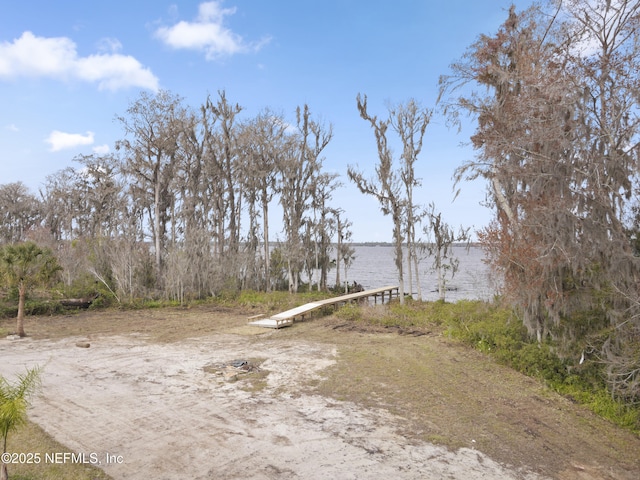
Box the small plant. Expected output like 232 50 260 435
0 366 42 480
0 242 62 337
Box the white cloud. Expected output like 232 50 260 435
46 130 94 152
76 53 159 91
155 1 270 60
0 31 159 91
97 37 123 54
93 144 110 155
5 124 19 132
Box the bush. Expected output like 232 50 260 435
336 303 362 322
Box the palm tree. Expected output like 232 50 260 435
0 366 41 480
0 242 61 337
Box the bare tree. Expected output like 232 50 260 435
72 154 125 238
389 99 431 301
278 105 332 293
0 182 41 244
348 94 407 303
309 172 340 291
240 109 288 291
116 90 187 285
40 168 77 241
424 204 469 302
201 91 243 259
333 208 355 293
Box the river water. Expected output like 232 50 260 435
330 245 498 302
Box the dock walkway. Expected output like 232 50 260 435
248 285 399 329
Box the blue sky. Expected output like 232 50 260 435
0 0 532 242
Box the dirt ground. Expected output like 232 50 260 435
1 305 639 479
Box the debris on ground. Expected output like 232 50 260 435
204 359 261 382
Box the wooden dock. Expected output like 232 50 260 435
248 285 399 329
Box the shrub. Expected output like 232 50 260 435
336 303 362 322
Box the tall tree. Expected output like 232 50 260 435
348 94 407 303
239 109 287 291
564 0 640 403
278 105 332 293
440 1 640 363
389 99 431 301
201 91 243 261
0 182 41 245
0 242 61 337
40 168 77 241
309 172 340 291
71 154 125 238
116 90 187 283
333 208 355 293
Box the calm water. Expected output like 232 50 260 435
330 245 498 302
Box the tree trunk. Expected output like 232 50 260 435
413 244 423 301
154 180 162 279
394 226 405 305
17 282 26 337
343 260 349 294
262 199 270 292
2 433 8 480
288 259 295 294
335 227 341 289
437 257 446 301
406 247 413 300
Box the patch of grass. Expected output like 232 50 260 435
335 303 362 322
345 298 640 435
233 289 333 311
555 384 640 431
239 368 270 394
5 420 112 480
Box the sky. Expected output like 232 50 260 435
0 0 534 242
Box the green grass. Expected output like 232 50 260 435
4 421 112 480
337 298 640 435
230 289 335 311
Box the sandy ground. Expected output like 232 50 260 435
0 331 548 480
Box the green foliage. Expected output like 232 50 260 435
233 289 332 312
58 273 99 299
24 300 65 317
235 290 288 308
334 299 512 332
336 303 362 322
268 248 289 291
444 303 528 355
0 366 42 454
0 242 62 291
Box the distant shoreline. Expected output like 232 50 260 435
349 242 482 248
264 241 482 248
